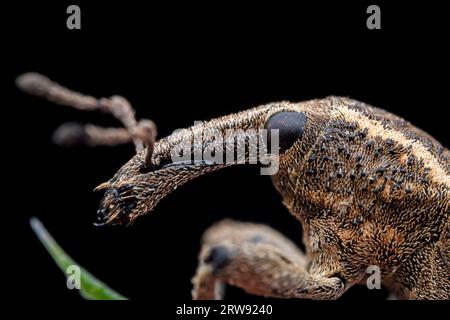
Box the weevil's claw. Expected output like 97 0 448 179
94 181 112 192
96 187 139 226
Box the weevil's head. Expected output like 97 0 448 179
96 98 339 225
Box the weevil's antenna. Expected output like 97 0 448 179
134 119 158 168
15 72 158 164
16 73 99 111
52 122 133 147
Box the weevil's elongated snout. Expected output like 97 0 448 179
96 100 328 225
96 158 229 225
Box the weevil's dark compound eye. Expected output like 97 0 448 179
265 111 307 153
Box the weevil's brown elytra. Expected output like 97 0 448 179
97 96 449 300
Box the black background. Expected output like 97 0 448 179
4 0 449 312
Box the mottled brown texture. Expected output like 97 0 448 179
99 97 449 300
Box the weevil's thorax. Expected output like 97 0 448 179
272 97 450 272
274 101 371 219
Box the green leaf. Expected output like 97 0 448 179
30 217 128 300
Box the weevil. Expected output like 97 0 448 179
17 74 448 299
95 96 449 300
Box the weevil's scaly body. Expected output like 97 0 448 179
99 97 450 300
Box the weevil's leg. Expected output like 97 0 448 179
191 264 226 300
192 219 345 300
386 293 399 300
